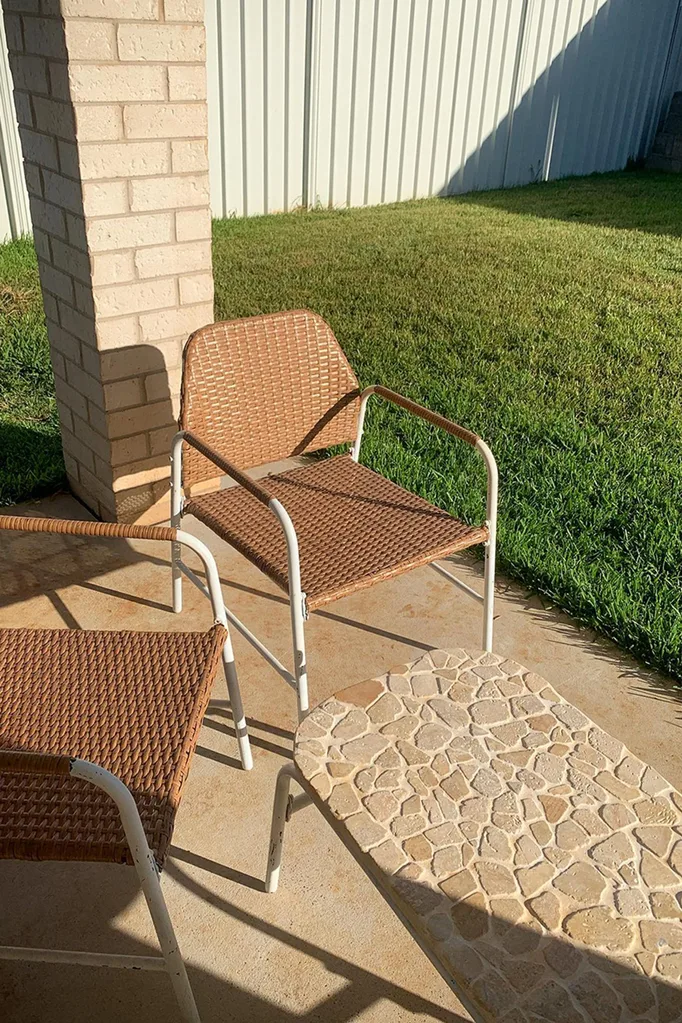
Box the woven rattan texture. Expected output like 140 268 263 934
179 311 361 486
0 515 176 543
0 624 226 866
187 455 488 610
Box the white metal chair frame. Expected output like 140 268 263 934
263 761 483 1023
0 754 201 1023
170 385 498 729
0 525 243 1023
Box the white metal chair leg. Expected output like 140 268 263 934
222 634 253 771
134 846 199 1023
270 496 310 721
171 436 184 615
171 541 183 614
173 528 253 770
265 763 299 893
478 437 498 654
290 595 309 722
482 535 496 653
70 761 200 1023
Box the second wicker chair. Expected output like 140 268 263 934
170 309 498 724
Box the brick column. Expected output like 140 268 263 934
3 0 213 521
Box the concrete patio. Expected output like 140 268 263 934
1 480 681 1023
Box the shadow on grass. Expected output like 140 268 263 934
449 171 682 239
438 0 682 238
0 420 65 506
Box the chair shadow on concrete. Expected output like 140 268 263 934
0 853 470 1022
0 340 444 664
3 849 680 1022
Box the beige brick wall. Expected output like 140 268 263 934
4 0 213 521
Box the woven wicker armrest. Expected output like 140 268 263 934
0 750 71 776
180 430 273 507
363 385 480 447
0 515 176 543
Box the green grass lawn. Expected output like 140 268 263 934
0 236 63 505
2 170 682 682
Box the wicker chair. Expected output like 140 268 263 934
0 514 248 1023
171 310 497 722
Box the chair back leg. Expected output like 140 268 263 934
479 436 498 653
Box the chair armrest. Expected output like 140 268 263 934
179 430 273 507
0 750 72 775
0 514 176 543
360 385 480 447
0 511 234 635
173 430 305 627
353 385 498 538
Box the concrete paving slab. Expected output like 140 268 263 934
0 486 680 1022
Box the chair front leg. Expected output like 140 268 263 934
290 592 309 721
171 433 184 615
265 763 300 893
222 631 253 771
176 529 253 771
269 497 309 720
70 760 200 1023
477 437 498 653
482 531 496 652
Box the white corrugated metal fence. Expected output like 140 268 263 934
1 0 681 237
0 11 31 242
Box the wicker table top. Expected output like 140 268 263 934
294 649 682 1023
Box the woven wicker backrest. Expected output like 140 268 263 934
180 310 361 485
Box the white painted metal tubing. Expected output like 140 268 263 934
265 762 300 893
477 437 498 653
270 498 309 719
432 562 485 603
175 530 229 627
179 559 297 691
290 791 313 814
352 386 499 650
170 431 184 614
70 760 201 1023
175 528 253 770
172 431 307 724
350 389 370 461
221 627 253 771
0 946 166 971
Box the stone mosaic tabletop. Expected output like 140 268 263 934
294 649 682 1023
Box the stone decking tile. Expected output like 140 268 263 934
294 649 682 1023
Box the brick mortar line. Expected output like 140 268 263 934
96 296 211 323
28 194 208 232
82 202 209 225
82 168 209 179
39 258 92 290
97 267 212 287
10 53 206 63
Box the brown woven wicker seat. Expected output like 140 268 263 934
0 624 225 866
188 454 488 611
172 310 498 721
